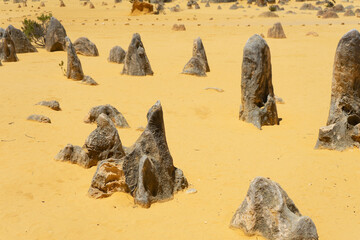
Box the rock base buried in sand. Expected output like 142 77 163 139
172 24 186 31
73 37 99 56
230 177 318 240
81 75 98 85
55 144 96 168
6 25 37 53
239 34 280 129
65 37 84 80
36 100 61 111
267 22 286 38
27 114 51 123
84 104 130 128
88 101 188 208
108 46 126 63
122 33 153 76
316 29 360 151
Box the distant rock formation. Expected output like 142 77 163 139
65 37 84 80
239 34 280 129
6 25 37 53
316 29 360 151
73 37 99 56
131 0 153 15
344 9 355 16
259 11 279 17
84 104 130 128
172 24 186 31
36 100 61 111
88 101 188 208
122 33 153 76
267 22 286 38
108 46 126 63
0 31 18 62
230 177 318 240
45 17 67 52
27 114 51 123
182 37 210 76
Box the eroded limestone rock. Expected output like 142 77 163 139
36 100 61 111
1 31 18 62
73 37 99 56
81 75 98 85
182 37 209 76
316 29 360 150
108 46 126 64
45 17 67 52
6 25 37 53
122 33 153 76
55 144 96 168
267 22 286 38
65 37 84 80
230 177 319 240
84 104 130 128
27 114 51 123
239 34 280 129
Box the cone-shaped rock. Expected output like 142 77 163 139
83 113 126 162
84 104 130 128
6 25 37 53
122 33 153 76
108 46 126 63
65 37 84 80
88 101 188 208
45 17 67 52
182 37 210 76
267 22 286 38
239 34 279 129
230 177 318 240
1 31 18 62
73 37 99 56
316 29 360 150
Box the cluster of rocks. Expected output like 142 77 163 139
27 100 62 124
187 0 200 9
182 37 210 76
56 101 188 208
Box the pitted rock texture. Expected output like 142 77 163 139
108 46 126 63
45 17 67 52
65 37 84 80
316 29 360 151
6 25 37 53
182 37 210 76
88 101 188 208
122 33 153 76
1 32 18 62
55 144 96 168
27 114 51 123
84 104 130 128
230 177 319 240
73 37 99 56
36 100 61 111
239 34 280 129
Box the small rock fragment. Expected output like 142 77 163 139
27 114 51 123
36 100 61 111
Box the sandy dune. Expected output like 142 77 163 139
0 0 359 239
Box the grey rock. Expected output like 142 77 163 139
300 3 319 10
344 9 355 16
6 25 37 53
345 4 354 9
27 114 51 123
122 33 153 76
65 37 84 80
230 177 319 240
321 10 339 18
83 113 126 162
333 3 345 12
54 144 96 168
73 37 99 56
316 29 360 151
84 104 130 128
267 22 286 38
36 100 61 111
0 31 18 62
182 37 210 76
108 46 126 64
239 34 280 129
81 75 98 85
45 17 67 52
0 28 5 38
89 101 188 208
170 4 181 12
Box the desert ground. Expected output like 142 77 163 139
0 0 359 239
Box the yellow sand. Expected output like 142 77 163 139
0 0 359 239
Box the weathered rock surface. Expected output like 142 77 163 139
322 10 339 18
84 104 130 128
230 177 319 240
267 22 286 38
83 113 126 162
65 37 84 80
131 0 153 14
27 114 51 123
36 100 61 111
0 28 5 38
108 46 126 63
55 144 96 168
344 9 355 16
88 101 188 208
81 75 98 85
333 3 345 12
239 34 280 129
0 31 18 62
6 25 37 53
172 24 186 31
182 37 210 76
259 11 279 17
122 33 153 76
73 37 99 56
316 29 360 151
45 17 67 52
